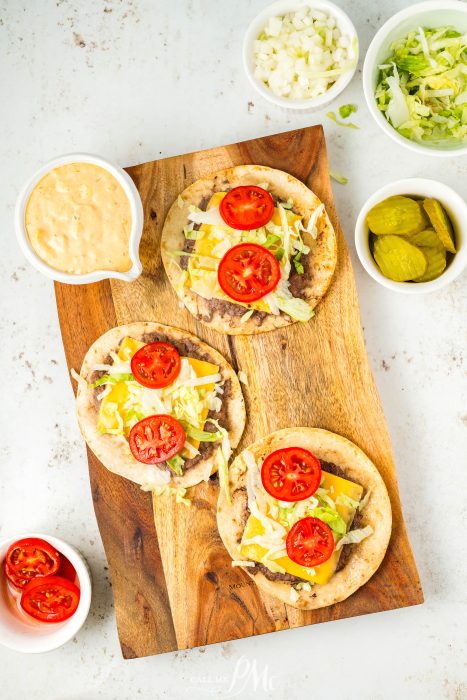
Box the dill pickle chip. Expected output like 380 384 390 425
408 228 445 249
366 196 428 235
422 199 456 253
373 235 427 281
414 247 447 283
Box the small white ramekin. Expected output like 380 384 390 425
243 0 358 110
15 153 144 284
0 533 92 653
355 178 467 294
363 0 467 157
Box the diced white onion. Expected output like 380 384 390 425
289 587 300 603
238 370 248 386
253 7 355 101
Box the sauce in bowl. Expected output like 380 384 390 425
25 162 133 275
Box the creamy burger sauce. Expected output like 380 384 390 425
25 162 133 274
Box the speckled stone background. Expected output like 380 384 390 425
0 1 466 698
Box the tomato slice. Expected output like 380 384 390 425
20 575 80 623
129 414 185 465
130 342 181 389
57 554 78 584
219 186 274 230
261 447 321 502
286 517 335 567
218 243 281 303
4 537 60 589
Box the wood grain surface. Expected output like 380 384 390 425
55 126 423 659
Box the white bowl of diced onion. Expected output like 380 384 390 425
243 1 359 109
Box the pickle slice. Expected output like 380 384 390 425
408 228 444 249
373 235 427 281
422 199 456 253
367 196 428 235
414 247 447 283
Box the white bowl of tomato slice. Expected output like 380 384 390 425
0 534 92 653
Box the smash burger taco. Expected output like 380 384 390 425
73 322 245 491
217 428 392 609
161 165 337 335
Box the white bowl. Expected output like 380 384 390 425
355 178 467 294
15 153 144 284
363 0 467 156
243 0 358 110
0 533 92 653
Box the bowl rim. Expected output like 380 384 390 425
0 532 92 653
355 177 467 294
363 0 467 157
243 0 359 110
15 152 144 285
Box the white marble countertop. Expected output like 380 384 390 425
0 1 466 698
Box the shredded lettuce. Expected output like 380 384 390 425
278 506 291 526
263 233 281 249
376 27 467 144
326 111 359 129
240 309 254 324
330 170 348 185
274 291 314 322
339 103 358 118
209 419 231 503
261 556 286 574
336 493 361 510
292 251 304 274
148 483 191 505
167 454 185 475
217 443 230 503
385 65 410 128
183 224 200 240
231 560 255 567
335 525 373 550
358 488 372 511
274 247 285 262
90 373 134 388
316 487 337 510
309 506 347 535
181 423 223 442
294 581 313 592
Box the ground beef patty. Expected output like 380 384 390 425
250 562 309 584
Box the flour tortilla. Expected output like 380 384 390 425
74 322 245 490
161 165 337 335
217 428 392 610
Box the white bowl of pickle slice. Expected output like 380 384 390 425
355 178 467 294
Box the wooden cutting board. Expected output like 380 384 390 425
55 126 423 659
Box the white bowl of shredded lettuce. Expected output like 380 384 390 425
243 1 358 109
363 0 467 155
